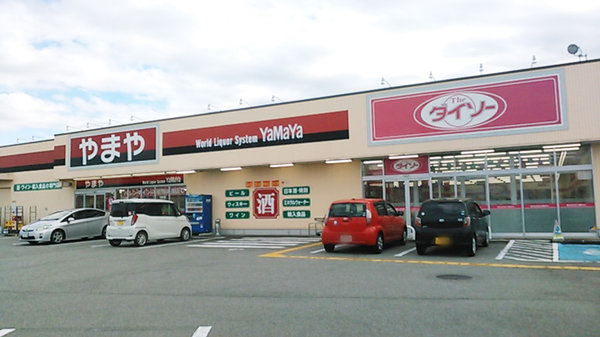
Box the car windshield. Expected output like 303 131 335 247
40 210 72 221
329 203 367 217
420 201 466 216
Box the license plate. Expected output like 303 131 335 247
117 220 124 226
435 237 451 245
340 234 352 243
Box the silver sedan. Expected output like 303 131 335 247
19 208 108 244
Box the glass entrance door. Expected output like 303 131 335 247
385 179 431 228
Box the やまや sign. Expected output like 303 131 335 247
69 126 157 168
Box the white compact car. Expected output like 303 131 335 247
106 199 191 247
19 208 108 244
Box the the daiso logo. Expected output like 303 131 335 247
414 91 506 130
393 159 420 173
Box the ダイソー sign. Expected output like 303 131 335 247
368 71 565 144
69 126 157 168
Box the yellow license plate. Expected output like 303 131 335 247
117 220 124 226
435 237 451 245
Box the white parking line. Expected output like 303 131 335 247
310 248 324 254
136 239 212 250
394 248 416 257
495 240 515 260
192 326 212 337
0 328 16 336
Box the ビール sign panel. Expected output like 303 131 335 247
368 71 565 144
69 126 158 168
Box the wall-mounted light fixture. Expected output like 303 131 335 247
269 163 294 168
325 159 352 164
220 167 242 171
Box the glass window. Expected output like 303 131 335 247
128 188 141 199
553 144 591 166
458 176 486 205
486 153 521 171
432 177 456 199
95 194 105 210
364 181 383 199
558 171 595 232
117 188 127 199
75 194 84 208
328 203 366 217
170 186 186 210
156 187 169 200
374 202 387 216
456 156 485 172
142 187 155 199
522 173 557 233
362 161 384 176
489 175 523 233
430 156 455 173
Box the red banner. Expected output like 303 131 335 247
384 157 429 175
369 73 564 143
70 127 157 168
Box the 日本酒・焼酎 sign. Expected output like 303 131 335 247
69 126 157 168
162 111 349 155
368 72 565 144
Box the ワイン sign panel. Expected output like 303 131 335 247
368 72 565 144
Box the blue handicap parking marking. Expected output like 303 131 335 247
558 244 600 262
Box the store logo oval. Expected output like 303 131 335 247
393 159 420 173
414 91 507 130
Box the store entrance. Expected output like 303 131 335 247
385 179 430 228
75 190 116 211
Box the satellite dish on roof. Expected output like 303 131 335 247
568 44 580 55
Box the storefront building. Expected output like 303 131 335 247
1 60 599 239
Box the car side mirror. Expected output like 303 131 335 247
482 210 491 217
67 217 75 222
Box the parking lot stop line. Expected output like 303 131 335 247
192 326 212 337
0 328 16 336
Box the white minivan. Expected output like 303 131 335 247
106 199 192 247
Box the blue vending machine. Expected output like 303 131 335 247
185 194 213 234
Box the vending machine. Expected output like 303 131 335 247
185 194 213 234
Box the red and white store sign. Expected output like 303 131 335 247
384 157 429 175
369 73 564 144
69 126 158 168
76 174 183 189
253 187 279 219
162 111 349 156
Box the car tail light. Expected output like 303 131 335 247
463 216 471 227
366 209 372 225
131 214 138 226
415 216 422 227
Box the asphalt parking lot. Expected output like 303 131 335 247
1 235 599 337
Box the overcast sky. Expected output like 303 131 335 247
0 0 598 147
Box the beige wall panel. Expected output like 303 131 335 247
3 170 74 223
184 161 361 231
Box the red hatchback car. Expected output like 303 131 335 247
321 199 407 254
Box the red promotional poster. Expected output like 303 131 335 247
369 73 564 144
70 126 157 168
384 157 429 175
253 188 279 219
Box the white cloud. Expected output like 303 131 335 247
0 0 599 145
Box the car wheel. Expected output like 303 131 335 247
180 228 191 241
372 233 384 254
101 225 107 239
109 239 122 247
467 235 477 257
50 230 65 244
134 231 148 247
399 226 407 245
416 244 427 255
324 244 335 252
482 230 490 247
